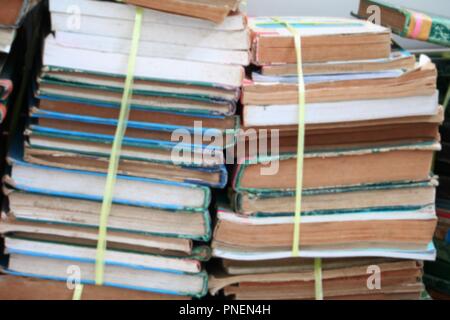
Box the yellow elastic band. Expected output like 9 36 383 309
72 284 84 301
95 6 144 286
271 17 323 301
271 18 305 259
314 258 324 300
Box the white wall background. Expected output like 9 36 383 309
246 0 450 50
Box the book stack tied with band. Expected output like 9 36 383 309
0 0 248 299
209 17 442 300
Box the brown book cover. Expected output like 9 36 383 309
0 275 190 300
0 0 40 28
123 0 240 23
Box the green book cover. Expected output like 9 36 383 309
425 259 450 281
233 141 439 193
435 239 450 264
234 180 436 216
424 274 450 296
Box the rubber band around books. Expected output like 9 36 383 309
94 5 143 286
271 17 323 301
71 6 144 300
72 284 84 301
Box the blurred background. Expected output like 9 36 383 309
246 0 450 51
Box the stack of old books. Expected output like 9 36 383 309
210 17 441 300
0 0 247 299
355 0 450 300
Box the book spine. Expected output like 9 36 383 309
363 1 450 46
401 9 450 46
3 268 209 298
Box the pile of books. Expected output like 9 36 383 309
355 0 450 300
0 0 248 299
210 258 426 300
210 17 441 300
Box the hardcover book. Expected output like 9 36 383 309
357 0 450 46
